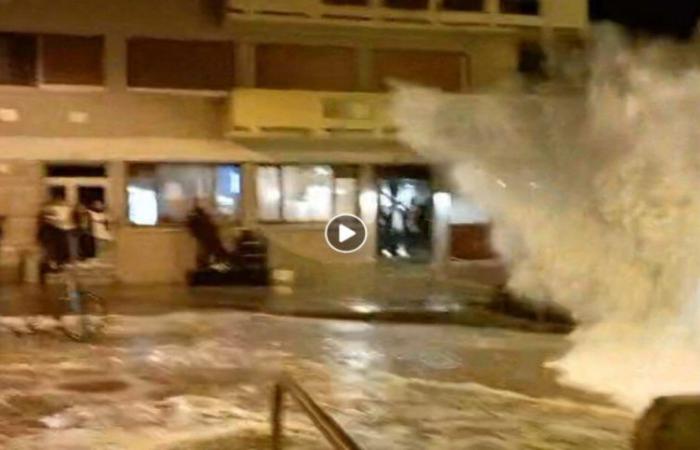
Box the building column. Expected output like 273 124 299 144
104 33 127 91
357 46 374 91
460 52 472 92
358 164 377 258
431 171 452 277
0 161 43 280
241 162 258 228
107 161 126 226
485 0 499 14
485 0 499 25
235 42 257 88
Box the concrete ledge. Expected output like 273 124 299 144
634 395 700 449
488 289 575 327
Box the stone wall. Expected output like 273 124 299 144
0 161 43 280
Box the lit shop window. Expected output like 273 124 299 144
282 166 333 221
256 165 358 222
216 165 242 216
127 163 241 226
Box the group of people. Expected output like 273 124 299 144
378 182 431 260
37 193 113 275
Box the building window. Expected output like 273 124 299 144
441 0 484 12
46 164 106 178
373 49 464 92
256 44 357 92
500 0 539 15
0 33 37 86
41 35 104 85
383 0 428 9
256 165 357 222
323 0 367 4
127 38 236 91
0 33 105 87
127 163 241 226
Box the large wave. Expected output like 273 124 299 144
392 26 700 412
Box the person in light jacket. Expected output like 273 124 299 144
88 200 113 258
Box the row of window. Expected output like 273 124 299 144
0 33 238 90
0 33 467 92
126 164 358 226
324 0 539 14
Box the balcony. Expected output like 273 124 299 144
225 0 587 30
227 88 395 138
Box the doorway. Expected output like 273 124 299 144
43 164 109 208
376 165 432 263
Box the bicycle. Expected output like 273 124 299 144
34 230 109 342
53 266 109 342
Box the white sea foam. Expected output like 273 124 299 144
392 26 700 412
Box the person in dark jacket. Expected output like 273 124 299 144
186 204 228 269
73 203 95 260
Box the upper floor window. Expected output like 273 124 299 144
500 0 539 15
383 0 428 9
256 44 357 92
323 0 368 4
0 33 104 87
127 38 236 91
373 48 465 92
441 0 484 12
41 35 104 86
0 33 37 86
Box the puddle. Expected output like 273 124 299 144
57 379 129 393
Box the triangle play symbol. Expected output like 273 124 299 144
338 224 356 243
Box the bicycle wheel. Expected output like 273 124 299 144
60 290 108 342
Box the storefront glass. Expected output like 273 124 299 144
256 165 357 222
127 163 242 226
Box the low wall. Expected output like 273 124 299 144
262 224 375 287
116 227 196 284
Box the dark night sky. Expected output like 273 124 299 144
589 0 700 39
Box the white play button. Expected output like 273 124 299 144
324 214 368 253
338 224 356 243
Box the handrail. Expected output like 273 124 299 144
224 0 569 29
271 373 363 450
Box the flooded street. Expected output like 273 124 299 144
0 311 634 449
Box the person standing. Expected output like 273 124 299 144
88 200 113 259
37 192 76 284
74 203 95 260
186 204 228 269
43 192 76 265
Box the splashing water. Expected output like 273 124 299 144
392 27 700 412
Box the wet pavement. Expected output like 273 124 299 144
0 310 634 449
0 279 570 334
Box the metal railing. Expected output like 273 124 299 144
228 88 393 137
225 0 554 29
271 373 363 450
